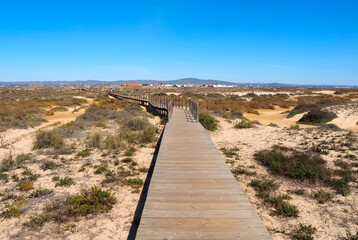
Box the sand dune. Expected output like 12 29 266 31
243 107 316 129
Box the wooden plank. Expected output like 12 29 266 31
139 218 268 229
136 228 272 240
144 202 254 210
145 195 250 202
141 209 259 219
134 107 272 240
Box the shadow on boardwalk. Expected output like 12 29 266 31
127 129 164 240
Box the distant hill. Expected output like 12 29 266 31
0 78 234 86
0 78 357 88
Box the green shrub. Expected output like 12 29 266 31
24 186 116 229
23 214 50 230
118 128 136 143
0 154 15 172
21 168 39 181
104 134 121 150
325 178 350 196
266 195 299 217
2 198 26 218
312 190 333 204
289 124 300 130
234 119 254 129
94 166 108 174
138 126 157 143
291 188 305 195
33 129 65 149
121 118 150 131
292 224 316 240
344 154 357 160
124 147 136 156
86 132 103 148
29 189 53 198
40 160 57 170
139 167 149 173
55 177 75 187
250 179 298 217
77 148 91 158
249 179 278 199
52 176 60 181
15 153 32 166
199 112 218 131
126 178 144 188
231 167 256 176
0 172 9 182
298 110 337 125
121 157 133 163
95 121 108 128
63 185 116 216
254 146 328 181
220 147 239 158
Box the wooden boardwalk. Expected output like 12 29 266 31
135 108 272 240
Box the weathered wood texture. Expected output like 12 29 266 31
135 108 272 240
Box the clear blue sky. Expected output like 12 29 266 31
0 0 357 85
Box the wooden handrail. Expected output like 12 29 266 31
108 92 199 122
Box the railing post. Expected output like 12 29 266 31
196 102 199 122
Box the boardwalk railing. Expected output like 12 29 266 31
109 92 199 122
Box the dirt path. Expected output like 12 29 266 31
0 107 87 159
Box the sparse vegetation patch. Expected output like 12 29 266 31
199 112 218 131
254 146 328 181
24 186 116 230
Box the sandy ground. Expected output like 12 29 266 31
243 107 316 129
0 144 158 240
0 96 94 160
0 99 162 240
327 102 358 132
209 117 358 239
0 107 87 160
243 103 358 132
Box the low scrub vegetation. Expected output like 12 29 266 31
2 197 26 218
198 94 295 114
292 224 316 240
234 119 254 129
23 186 116 230
254 146 328 181
0 96 87 130
255 145 356 196
249 179 298 217
54 177 75 187
199 112 218 131
231 167 256 176
126 178 144 189
287 96 347 118
298 110 337 125
0 153 32 174
33 129 65 149
29 188 53 198
220 147 239 158
40 160 58 170
312 190 333 204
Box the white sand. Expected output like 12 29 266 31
209 117 358 239
243 107 316 129
326 102 358 132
